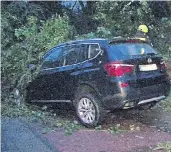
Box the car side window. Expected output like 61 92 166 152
88 44 101 59
77 44 89 63
41 43 101 69
64 45 81 66
41 47 63 69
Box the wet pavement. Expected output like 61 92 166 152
1 117 58 152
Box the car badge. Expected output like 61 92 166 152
147 58 152 63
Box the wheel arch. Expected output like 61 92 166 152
72 81 101 106
76 81 100 95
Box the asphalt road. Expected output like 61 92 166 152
1 117 58 152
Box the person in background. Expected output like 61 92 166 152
135 24 153 46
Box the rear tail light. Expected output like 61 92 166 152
120 82 129 88
104 61 134 77
160 61 166 70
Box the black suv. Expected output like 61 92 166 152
26 38 170 127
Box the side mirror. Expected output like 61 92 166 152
28 64 36 72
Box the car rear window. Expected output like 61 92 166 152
108 43 157 60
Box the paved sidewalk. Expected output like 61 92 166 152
1 117 58 152
44 124 171 152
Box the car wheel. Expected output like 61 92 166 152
74 86 104 127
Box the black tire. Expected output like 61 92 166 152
25 93 31 103
25 89 32 103
73 86 104 128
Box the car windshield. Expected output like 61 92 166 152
108 43 157 60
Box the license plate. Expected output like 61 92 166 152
139 64 157 71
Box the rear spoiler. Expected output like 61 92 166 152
109 37 148 44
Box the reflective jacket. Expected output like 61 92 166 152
134 31 152 46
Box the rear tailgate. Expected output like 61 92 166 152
108 42 169 96
125 54 166 88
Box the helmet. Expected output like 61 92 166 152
138 25 148 33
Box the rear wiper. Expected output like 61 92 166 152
146 53 156 55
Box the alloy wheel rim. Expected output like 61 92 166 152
78 98 96 124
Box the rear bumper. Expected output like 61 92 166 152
101 81 170 110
